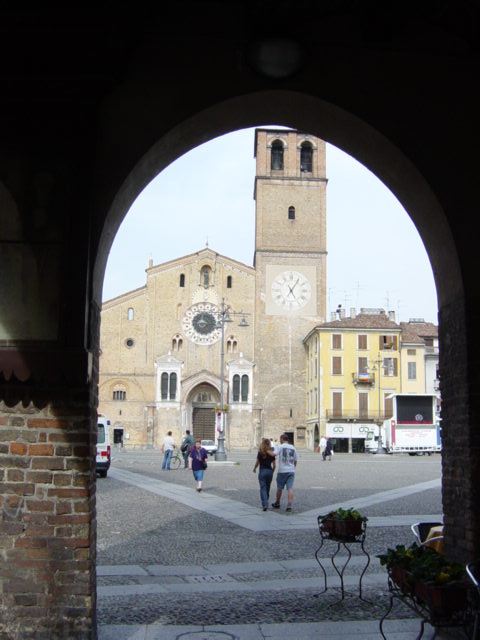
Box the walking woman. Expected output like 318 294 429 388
188 439 208 492
253 438 276 511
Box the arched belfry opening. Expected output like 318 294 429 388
1 4 478 635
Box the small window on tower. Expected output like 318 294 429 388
288 206 295 220
271 140 284 170
227 275 232 288
179 273 185 287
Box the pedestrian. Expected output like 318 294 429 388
161 430 176 470
180 429 195 469
270 433 298 512
253 438 276 511
324 436 333 461
319 435 326 458
188 439 208 492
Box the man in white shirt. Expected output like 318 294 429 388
161 431 176 470
319 435 327 458
270 433 298 512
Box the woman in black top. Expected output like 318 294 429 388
253 438 276 511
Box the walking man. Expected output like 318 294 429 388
319 435 326 458
270 433 298 512
181 429 195 468
161 430 176 470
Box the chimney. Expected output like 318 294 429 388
350 308 356 319
388 310 395 322
340 308 346 319
331 312 337 321
148 257 153 268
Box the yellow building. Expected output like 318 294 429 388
304 308 402 452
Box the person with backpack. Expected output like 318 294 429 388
180 429 195 469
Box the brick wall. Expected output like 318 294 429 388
0 387 97 639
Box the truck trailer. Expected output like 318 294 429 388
365 394 441 455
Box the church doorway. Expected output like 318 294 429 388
190 384 219 441
192 407 215 441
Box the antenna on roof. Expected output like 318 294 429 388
205 236 209 248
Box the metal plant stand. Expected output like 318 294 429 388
314 515 371 605
379 570 474 640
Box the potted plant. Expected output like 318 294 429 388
377 543 468 616
377 544 415 594
319 507 367 538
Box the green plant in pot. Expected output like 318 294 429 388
377 543 468 614
320 507 367 538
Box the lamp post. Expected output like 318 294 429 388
371 353 387 455
214 299 249 461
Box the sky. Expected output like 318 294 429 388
102 126 438 324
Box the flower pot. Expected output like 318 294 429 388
390 565 413 595
413 580 469 617
322 518 363 538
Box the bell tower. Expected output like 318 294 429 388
253 128 327 445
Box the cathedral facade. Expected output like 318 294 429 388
98 128 327 450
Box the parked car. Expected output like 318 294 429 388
96 414 111 477
201 439 217 456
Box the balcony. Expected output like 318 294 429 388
326 409 389 422
352 372 375 386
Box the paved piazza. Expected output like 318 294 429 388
96 449 443 638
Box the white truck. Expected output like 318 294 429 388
365 394 441 455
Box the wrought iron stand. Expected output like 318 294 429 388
379 571 474 640
314 516 371 604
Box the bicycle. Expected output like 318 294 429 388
169 449 185 470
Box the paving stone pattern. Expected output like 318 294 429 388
96 450 442 628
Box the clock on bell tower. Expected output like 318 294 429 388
253 128 327 441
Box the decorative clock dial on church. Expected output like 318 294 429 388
271 270 312 310
182 304 222 345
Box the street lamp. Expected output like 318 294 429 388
371 353 387 455
214 299 249 461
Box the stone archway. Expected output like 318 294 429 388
1 7 478 632
92 90 463 525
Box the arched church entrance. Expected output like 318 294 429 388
189 384 219 442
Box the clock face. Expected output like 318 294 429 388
271 270 312 311
192 311 216 335
182 304 222 345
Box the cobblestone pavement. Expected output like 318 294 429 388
96 450 444 634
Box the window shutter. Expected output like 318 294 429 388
161 373 169 400
241 375 249 402
169 373 177 400
332 356 342 375
385 395 393 419
332 392 342 417
359 392 368 417
233 375 240 402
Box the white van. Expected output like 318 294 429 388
96 414 111 478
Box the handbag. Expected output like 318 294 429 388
201 458 208 470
